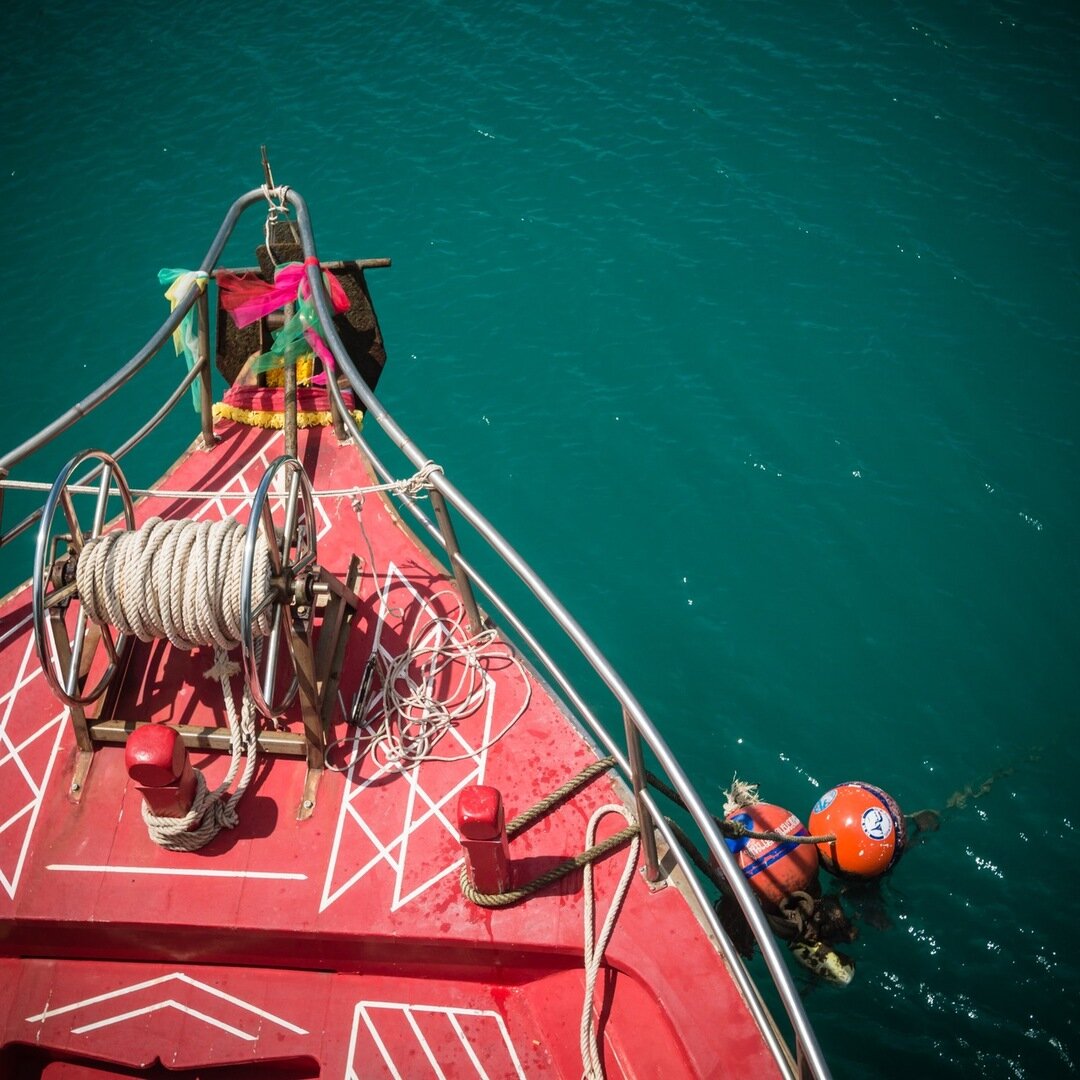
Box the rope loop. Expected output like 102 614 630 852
581 804 640 1080
140 643 261 852
262 183 292 265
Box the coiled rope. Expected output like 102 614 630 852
76 517 274 851
363 589 532 770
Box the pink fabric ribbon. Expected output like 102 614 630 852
217 259 350 328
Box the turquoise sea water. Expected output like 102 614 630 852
4 1 1078 1076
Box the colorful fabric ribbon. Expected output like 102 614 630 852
158 268 209 410
216 258 350 384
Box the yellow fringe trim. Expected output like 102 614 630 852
265 355 316 387
212 403 364 430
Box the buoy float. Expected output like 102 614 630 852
725 802 819 909
808 781 907 879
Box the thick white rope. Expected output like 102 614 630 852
579 804 641 1080
76 517 274 851
135 653 260 852
77 517 273 649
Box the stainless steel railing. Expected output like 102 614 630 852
0 187 830 1080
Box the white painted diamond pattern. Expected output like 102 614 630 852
0 432 331 902
320 562 497 913
0 617 67 899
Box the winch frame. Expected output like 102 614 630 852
31 449 361 816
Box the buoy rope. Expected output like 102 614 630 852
645 769 836 846
76 517 275 851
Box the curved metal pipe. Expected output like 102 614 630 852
0 184 829 1078
287 189 831 1079
0 189 266 476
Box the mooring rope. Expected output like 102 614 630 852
580 803 640 1080
458 757 635 908
76 517 274 850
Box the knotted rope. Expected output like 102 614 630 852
76 517 274 850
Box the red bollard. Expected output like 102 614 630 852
457 785 512 895
125 725 197 819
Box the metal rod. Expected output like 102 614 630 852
329 377 349 443
89 719 309 756
283 304 298 460
196 289 215 449
288 191 830 1078
212 258 390 276
428 487 483 634
622 708 661 883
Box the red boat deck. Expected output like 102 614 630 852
0 419 782 1077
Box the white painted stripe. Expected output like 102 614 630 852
46 864 306 881
449 1010 491 1080
403 1005 446 1079
1 634 67 898
0 611 32 649
26 971 308 1035
359 1004 404 1080
71 999 255 1041
0 800 34 836
0 711 63 775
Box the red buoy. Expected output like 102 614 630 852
724 802 819 909
808 781 907 879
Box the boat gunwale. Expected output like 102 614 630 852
0 186 829 1080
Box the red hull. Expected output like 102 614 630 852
0 420 782 1077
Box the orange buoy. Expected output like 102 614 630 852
808 781 907 879
724 802 819 909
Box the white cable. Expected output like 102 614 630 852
580 804 640 1080
362 589 532 770
0 469 437 502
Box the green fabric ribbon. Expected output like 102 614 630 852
159 268 209 410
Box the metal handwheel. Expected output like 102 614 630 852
32 449 136 707
240 455 318 720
